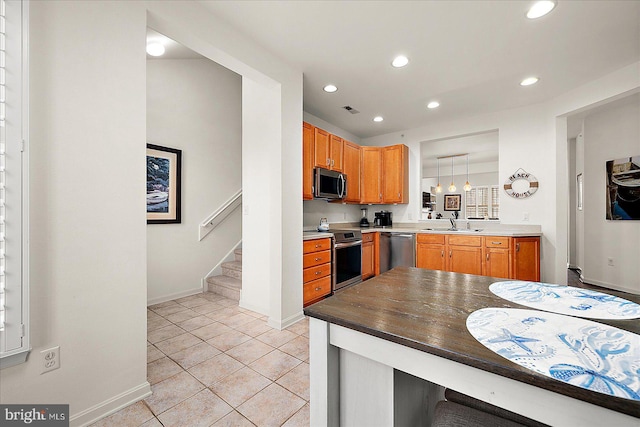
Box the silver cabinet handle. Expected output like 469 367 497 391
516 243 520 252
326 158 330 166
315 244 321 248
491 241 502 245
315 271 322 275
331 159 335 166
441 250 444 258
315 257 322 261
449 250 452 258
315 287 322 291
398 192 401 198
486 253 490 261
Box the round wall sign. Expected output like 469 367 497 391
504 168 538 198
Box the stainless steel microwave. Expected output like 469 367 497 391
314 168 346 200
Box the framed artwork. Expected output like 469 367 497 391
147 144 182 224
606 155 639 220
444 194 462 211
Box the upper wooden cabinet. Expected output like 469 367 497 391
313 127 343 172
303 122 315 200
343 140 361 203
382 144 409 204
360 146 383 204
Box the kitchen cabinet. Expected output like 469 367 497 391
512 237 540 281
416 234 446 271
303 122 314 200
382 144 409 204
303 237 333 307
446 235 483 275
484 237 511 279
360 146 383 204
343 140 361 203
416 234 538 280
313 127 343 172
361 232 376 280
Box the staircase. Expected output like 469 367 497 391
207 248 242 301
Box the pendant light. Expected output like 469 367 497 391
435 158 442 193
448 157 456 192
464 154 472 192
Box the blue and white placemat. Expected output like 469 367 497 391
490 281 640 320
466 307 640 401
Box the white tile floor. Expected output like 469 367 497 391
91 292 310 427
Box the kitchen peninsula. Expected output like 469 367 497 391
304 267 640 426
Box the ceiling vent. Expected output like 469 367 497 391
342 105 360 114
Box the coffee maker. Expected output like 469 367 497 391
359 208 370 227
374 211 392 227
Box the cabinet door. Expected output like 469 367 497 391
329 134 344 172
448 246 483 275
303 122 314 200
512 237 540 281
362 241 374 280
382 144 409 204
416 243 446 271
314 127 330 169
343 141 361 203
485 248 511 279
361 146 382 204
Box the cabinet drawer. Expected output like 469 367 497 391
485 236 510 248
362 232 375 243
303 276 332 303
447 235 482 247
303 262 331 283
417 234 445 244
303 250 331 268
303 238 332 254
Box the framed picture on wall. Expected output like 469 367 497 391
147 144 182 224
444 194 462 211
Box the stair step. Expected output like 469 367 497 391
207 275 241 301
222 261 242 280
234 248 242 262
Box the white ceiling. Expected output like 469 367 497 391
196 0 640 139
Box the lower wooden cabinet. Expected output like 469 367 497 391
362 232 375 280
303 237 332 306
416 234 539 280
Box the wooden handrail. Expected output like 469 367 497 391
199 189 242 241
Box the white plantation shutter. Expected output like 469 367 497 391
491 185 500 219
0 0 29 368
466 186 499 220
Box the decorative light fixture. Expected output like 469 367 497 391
526 1 556 19
464 154 472 191
373 116 384 122
146 42 165 57
427 101 440 109
435 158 442 193
448 157 456 192
520 76 539 86
323 84 338 93
391 55 409 68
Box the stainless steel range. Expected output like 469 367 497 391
332 230 363 291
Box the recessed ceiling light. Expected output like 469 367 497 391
323 84 338 93
373 116 384 122
427 101 440 109
526 1 556 19
391 56 409 68
520 77 540 86
146 42 165 57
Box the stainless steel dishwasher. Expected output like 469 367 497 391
379 232 416 274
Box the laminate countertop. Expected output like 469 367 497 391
304 267 640 419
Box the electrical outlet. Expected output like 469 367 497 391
41 346 60 374
607 257 614 266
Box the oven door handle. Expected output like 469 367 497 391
334 240 363 249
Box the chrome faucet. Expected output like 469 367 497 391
449 217 457 231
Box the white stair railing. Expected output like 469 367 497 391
199 189 242 241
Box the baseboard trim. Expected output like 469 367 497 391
580 276 638 295
71 381 151 427
147 287 203 306
268 311 305 331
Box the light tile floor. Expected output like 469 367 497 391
91 293 310 427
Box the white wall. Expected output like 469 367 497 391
146 58 242 303
362 62 640 284
0 1 150 425
581 96 639 294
